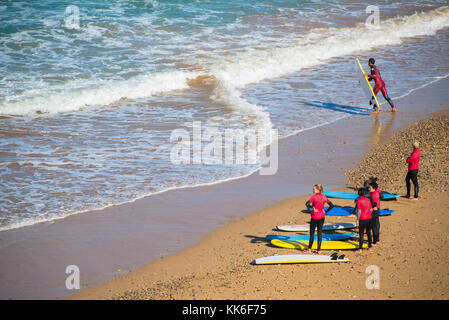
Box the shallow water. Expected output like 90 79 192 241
1 1 449 231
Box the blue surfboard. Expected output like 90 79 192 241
323 190 400 200
308 206 394 216
266 233 357 242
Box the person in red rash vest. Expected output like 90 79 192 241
369 182 381 245
365 58 397 113
305 184 334 254
405 141 420 200
354 188 373 252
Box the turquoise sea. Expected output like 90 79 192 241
1 0 449 231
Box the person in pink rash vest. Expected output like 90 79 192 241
406 141 420 200
369 181 381 245
355 188 373 252
305 184 334 254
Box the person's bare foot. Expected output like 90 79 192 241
305 249 312 254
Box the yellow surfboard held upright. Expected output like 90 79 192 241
356 57 382 112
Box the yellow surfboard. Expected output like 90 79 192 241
356 57 382 111
271 239 368 250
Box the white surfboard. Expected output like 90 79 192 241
251 253 349 265
276 222 356 232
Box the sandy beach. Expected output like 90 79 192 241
1 76 447 300
75 192 449 300
2 2 449 303
70 91 449 300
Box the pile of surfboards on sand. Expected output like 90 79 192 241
251 190 400 265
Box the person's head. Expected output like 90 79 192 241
363 180 370 188
368 57 375 67
313 184 324 194
369 182 378 192
364 176 377 188
413 141 419 149
358 187 365 197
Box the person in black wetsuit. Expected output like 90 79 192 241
369 181 381 246
305 184 335 254
405 141 420 200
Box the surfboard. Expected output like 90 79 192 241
271 239 367 250
251 253 349 265
266 233 357 242
356 57 382 111
276 222 357 232
308 206 394 216
323 190 400 200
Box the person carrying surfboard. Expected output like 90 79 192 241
305 184 334 254
365 58 397 114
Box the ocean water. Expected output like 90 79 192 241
1 0 449 231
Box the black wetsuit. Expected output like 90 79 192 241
305 200 334 250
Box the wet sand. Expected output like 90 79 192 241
70 79 449 300
1 77 448 300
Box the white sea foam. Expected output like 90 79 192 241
0 70 197 115
212 6 449 90
208 6 449 138
3 7 448 118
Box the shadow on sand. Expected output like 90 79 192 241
301 100 370 115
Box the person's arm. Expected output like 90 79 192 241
366 67 377 81
407 149 418 163
356 209 361 227
351 204 357 215
325 200 334 213
305 200 318 213
369 193 377 210
305 200 312 209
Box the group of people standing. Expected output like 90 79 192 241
304 141 421 254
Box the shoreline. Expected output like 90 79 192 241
1 77 448 300
70 79 449 300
